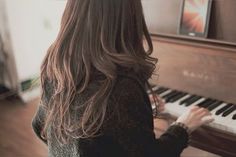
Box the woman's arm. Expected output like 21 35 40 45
32 79 53 144
104 77 189 157
32 104 47 144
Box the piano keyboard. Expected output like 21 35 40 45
151 86 236 134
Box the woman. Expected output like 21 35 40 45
32 0 214 157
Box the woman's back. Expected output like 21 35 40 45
33 72 189 157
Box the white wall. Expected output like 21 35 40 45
5 0 66 81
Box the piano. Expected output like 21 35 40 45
149 35 236 157
142 0 236 155
153 86 236 135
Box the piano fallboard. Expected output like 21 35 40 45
150 36 236 104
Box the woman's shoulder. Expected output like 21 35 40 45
115 73 145 94
104 72 153 130
110 72 149 107
116 68 146 89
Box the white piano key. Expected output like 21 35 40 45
151 86 159 92
205 103 236 133
159 89 172 97
208 103 228 131
228 112 236 133
148 86 159 94
163 94 191 116
165 96 206 117
231 112 236 134
224 110 236 134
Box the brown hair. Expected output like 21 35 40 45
40 0 157 144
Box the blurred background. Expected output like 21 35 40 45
0 0 65 156
0 0 66 101
0 0 225 156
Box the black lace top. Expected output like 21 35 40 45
32 72 189 157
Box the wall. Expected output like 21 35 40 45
142 0 236 43
5 0 66 81
0 0 18 91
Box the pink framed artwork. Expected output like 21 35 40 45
178 0 212 38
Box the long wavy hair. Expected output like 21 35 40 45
40 0 158 144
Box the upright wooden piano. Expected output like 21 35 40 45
143 0 236 156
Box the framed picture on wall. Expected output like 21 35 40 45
178 0 212 38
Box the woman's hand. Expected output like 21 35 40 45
149 94 165 112
176 106 214 132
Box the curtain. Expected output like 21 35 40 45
0 0 19 98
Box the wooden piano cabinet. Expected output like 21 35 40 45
149 36 236 157
191 126 236 157
150 36 236 104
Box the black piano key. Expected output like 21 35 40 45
185 96 202 107
215 104 234 115
201 100 217 108
197 99 211 107
168 92 188 103
179 95 196 105
233 114 236 120
166 92 183 103
162 91 178 100
222 105 236 117
203 100 217 108
207 101 223 111
197 99 217 108
155 87 169 95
